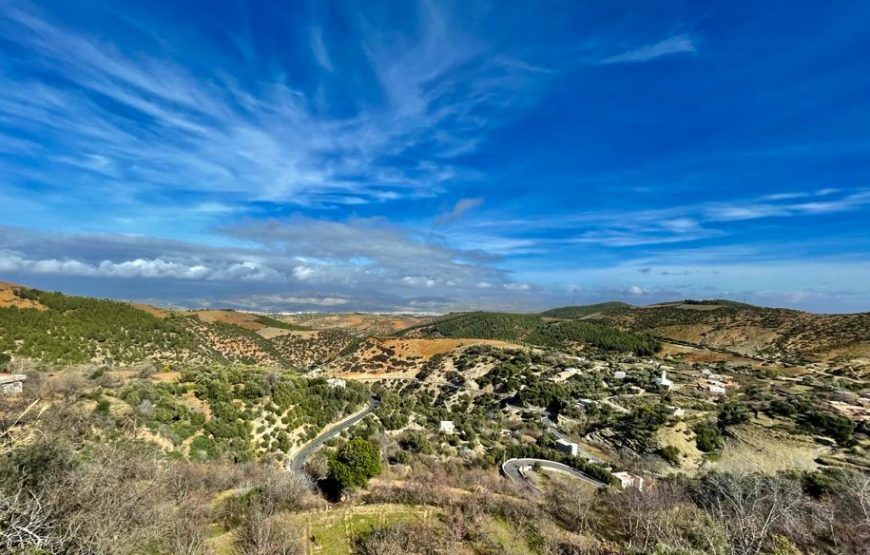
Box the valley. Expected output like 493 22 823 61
1 282 869 554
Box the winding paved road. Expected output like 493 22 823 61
540 415 604 463
501 457 608 492
286 395 380 476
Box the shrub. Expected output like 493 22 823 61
718 401 750 427
694 421 723 453
658 445 682 465
328 438 382 490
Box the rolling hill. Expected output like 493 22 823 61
400 311 660 355
0 283 351 368
544 300 870 366
540 302 632 318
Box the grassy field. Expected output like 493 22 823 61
287 504 435 554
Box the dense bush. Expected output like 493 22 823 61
407 311 660 355
694 421 724 453
0 289 201 364
718 401 751 427
328 438 382 490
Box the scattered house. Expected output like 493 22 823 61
554 438 579 457
613 370 627 380
439 420 456 434
669 406 685 417
613 471 645 491
326 378 346 388
707 383 727 396
0 373 26 395
653 370 673 390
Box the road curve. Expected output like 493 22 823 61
501 457 608 492
286 395 380 476
540 415 604 463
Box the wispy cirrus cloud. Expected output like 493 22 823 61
705 189 870 221
466 188 870 251
0 1 546 212
600 34 697 64
434 197 484 225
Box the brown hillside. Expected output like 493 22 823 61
0 281 46 310
578 301 870 366
191 309 267 330
283 312 431 336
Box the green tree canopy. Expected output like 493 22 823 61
328 438 382 490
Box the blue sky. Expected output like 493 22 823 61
1 0 869 313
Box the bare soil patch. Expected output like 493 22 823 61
192 310 265 330
131 303 170 319
0 283 46 310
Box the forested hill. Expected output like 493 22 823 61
540 302 632 318
0 283 344 368
543 300 870 364
399 311 660 356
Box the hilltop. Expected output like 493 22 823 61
543 300 870 370
540 302 633 319
0 283 356 368
4 281 868 374
400 311 660 356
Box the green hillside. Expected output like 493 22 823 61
0 288 204 365
405 311 659 355
540 302 632 318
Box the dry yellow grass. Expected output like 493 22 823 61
376 337 523 358
255 326 294 339
192 310 266 330
131 303 170 319
713 423 829 474
0 282 46 310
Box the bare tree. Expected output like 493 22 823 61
695 473 803 555
235 505 303 555
0 485 56 552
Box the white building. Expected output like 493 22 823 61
439 420 455 434
326 378 346 388
707 384 726 395
554 438 579 457
613 370 626 380
669 406 685 417
0 373 26 395
613 471 645 491
653 370 673 389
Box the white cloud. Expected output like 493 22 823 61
242 294 350 307
309 26 334 71
435 197 483 225
600 34 696 64
503 282 531 291
292 266 316 281
0 250 284 282
0 4 547 207
402 276 437 287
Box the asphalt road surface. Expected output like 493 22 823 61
501 457 608 492
286 395 380 476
